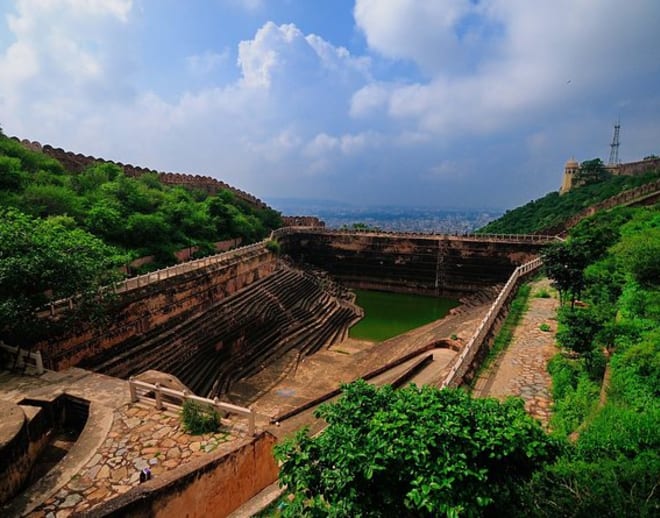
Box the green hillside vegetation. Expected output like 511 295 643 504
478 163 659 234
0 134 282 265
0 133 281 343
531 205 659 516
274 204 659 517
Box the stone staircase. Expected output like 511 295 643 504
86 264 361 399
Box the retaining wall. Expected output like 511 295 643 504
84 431 279 518
277 229 550 295
38 245 276 371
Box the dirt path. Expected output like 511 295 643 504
473 278 558 426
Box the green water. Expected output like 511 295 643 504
349 289 460 342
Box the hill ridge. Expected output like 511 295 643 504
12 137 269 211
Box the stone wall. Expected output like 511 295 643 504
281 216 325 227
85 431 279 518
38 248 277 371
279 230 548 296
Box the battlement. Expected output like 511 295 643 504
13 138 269 210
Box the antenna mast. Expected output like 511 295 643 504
608 120 621 165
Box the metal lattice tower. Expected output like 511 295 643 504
608 120 621 165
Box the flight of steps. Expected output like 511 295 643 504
88 263 361 398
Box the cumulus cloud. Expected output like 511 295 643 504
1 1 658 209
354 0 660 137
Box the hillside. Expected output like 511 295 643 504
479 169 660 234
0 134 282 269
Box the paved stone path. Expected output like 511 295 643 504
473 278 558 427
28 403 238 517
0 367 244 518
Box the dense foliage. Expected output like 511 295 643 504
0 134 281 343
275 381 559 517
478 167 659 234
0 135 282 269
530 205 660 517
0 208 126 342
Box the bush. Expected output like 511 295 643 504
265 239 281 254
181 400 220 435
550 373 600 437
539 323 552 332
535 288 551 298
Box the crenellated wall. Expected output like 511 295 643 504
14 138 269 210
278 230 552 296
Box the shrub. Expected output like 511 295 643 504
181 400 220 435
265 239 281 254
539 323 551 332
535 288 551 298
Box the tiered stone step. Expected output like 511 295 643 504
89 263 361 399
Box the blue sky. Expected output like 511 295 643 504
1 1 659 210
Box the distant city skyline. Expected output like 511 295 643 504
1 1 659 209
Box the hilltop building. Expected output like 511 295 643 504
560 156 660 195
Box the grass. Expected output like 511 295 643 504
535 288 552 298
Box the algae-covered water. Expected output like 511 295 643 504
349 289 460 342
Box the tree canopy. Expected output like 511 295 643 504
275 381 559 517
0 208 126 343
0 135 282 270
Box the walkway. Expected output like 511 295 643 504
472 278 558 426
0 368 244 517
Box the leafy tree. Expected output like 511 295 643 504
576 158 610 185
542 241 588 307
275 381 559 517
0 156 27 191
0 208 126 343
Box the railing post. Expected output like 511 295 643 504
129 377 138 403
248 408 256 436
33 350 43 375
154 383 163 410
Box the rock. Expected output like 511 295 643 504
59 493 82 508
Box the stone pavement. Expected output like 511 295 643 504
28 404 236 517
0 368 244 517
473 278 558 427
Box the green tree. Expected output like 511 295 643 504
542 241 588 307
275 381 559 517
0 209 126 343
576 158 610 185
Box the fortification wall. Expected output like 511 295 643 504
278 230 550 296
37 247 277 371
540 178 660 235
615 157 660 177
15 138 268 210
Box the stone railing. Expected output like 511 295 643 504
441 256 543 388
41 241 270 318
0 341 44 374
271 226 559 243
128 378 256 436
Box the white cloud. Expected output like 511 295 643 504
1 2 658 208
354 0 660 137
186 49 229 75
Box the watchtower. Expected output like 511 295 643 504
560 158 580 194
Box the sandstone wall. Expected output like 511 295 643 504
279 231 547 296
38 248 277 371
85 431 279 518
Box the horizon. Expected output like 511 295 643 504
1 1 659 209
